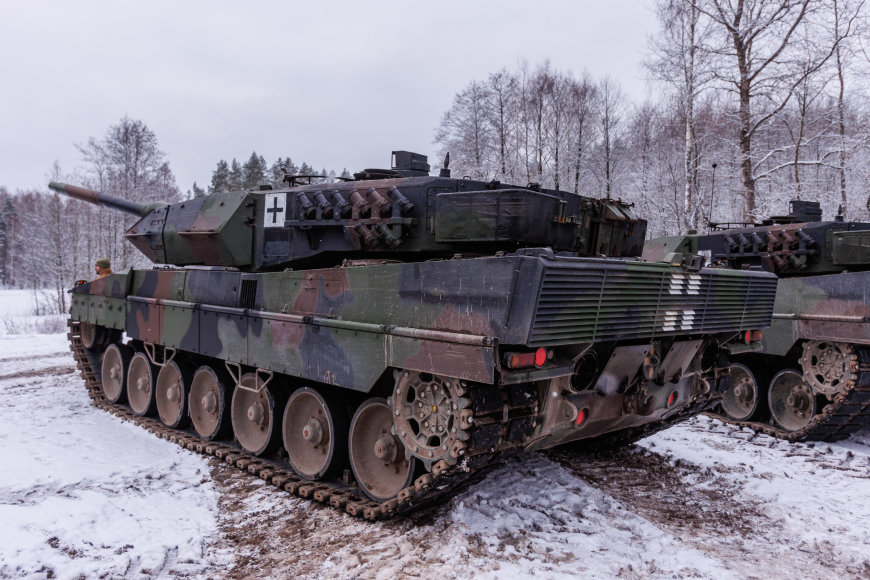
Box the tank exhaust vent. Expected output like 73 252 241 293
239 279 257 309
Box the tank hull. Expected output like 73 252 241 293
69 252 775 515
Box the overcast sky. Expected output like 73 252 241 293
0 0 656 195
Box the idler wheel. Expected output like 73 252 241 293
155 360 192 429
189 365 231 440
100 343 132 404
768 369 817 432
349 398 416 503
720 363 766 422
282 387 348 480
127 352 157 416
231 373 280 456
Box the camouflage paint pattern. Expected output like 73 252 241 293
765 273 870 354
69 273 128 330
72 253 774 395
52 166 648 274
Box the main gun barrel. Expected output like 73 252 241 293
48 182 159 217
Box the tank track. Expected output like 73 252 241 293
709 348 870 442
67 320 526 520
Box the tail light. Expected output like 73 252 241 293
742 330 764 344
505 347 550 369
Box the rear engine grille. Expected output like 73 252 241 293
528 261 777 346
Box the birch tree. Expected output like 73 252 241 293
569 74 598 195
434 81 493 180
591 77 626 199
649 0 714 231
694 0 858 220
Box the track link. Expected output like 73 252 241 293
67 320 508 520
709 349 870 442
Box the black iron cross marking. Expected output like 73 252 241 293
267 196 283 224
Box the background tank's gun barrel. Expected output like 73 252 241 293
48 182 163 217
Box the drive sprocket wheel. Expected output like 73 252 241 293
392 371 469 466
799 340 857 397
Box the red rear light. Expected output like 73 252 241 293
505 348 550 369
575 407 589 426
742 330 764 344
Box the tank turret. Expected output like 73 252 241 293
51 152 646 270
643 200 870 276
49 181 254 269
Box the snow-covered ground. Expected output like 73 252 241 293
0 333 231 578
1 293 869 579
0 289 66 337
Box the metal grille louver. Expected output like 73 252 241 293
528 260 777 346
239 279 258 309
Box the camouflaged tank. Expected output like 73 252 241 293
51 151 776 518
644 200 870 442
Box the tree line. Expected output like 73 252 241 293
0 118 350 312
0 117 182 311
434 0 869 237
198 153 350 196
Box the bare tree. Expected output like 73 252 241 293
830 0 867 216
570 74 598 195
544 71 576 191
776 36 832 200
485 70 520 181
434 81 493 179
694 0 859 220
649 0 715 231
525 63 555 183
591 77 626 198
78 117 180 270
